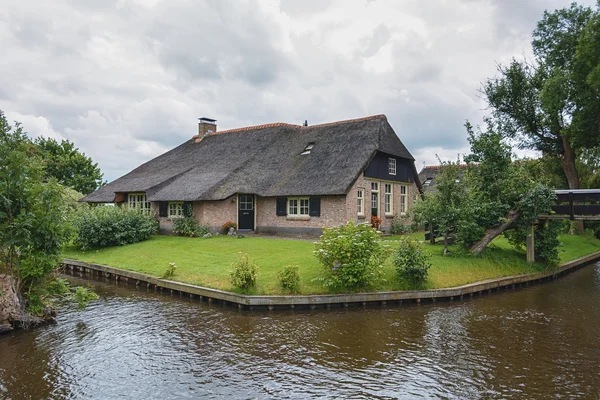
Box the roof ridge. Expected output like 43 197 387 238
193 114 388 142
304 114 387 129
423 163 472 169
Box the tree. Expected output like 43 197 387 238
464 122 557 258
412 159 469 256
0 111 95 329
484 3 599 193
35 137 104 195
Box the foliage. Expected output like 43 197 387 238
0 111 71 298
163 262 177 278
505 220 562 265
172 216 208 237
412 159 470 255
313 222 389 290
222 220 237 233
393 237 432 285
371 216 382 230
391 214 414 235
34 136 104 195
73 206 158 250
229 253 259 290
277 264 301 293
483 3 600 191
40 277 98 311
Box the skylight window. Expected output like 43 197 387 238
301 143 315 155
424 178 433 186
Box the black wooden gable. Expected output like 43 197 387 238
364 151 415 183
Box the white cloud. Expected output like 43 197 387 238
0 0 595 181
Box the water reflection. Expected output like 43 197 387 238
1 265 600 399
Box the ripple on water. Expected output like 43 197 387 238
2 265 600 399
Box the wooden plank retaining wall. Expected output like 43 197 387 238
62 251 600 311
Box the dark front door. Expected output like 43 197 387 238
238 194 255 230
371 192 378 217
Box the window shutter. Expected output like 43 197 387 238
309 197 320 217
276 197 287 216
159 202 168 217
183 202 193 218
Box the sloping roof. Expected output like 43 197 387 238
83 114 417 202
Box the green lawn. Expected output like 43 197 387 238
62 233 600 295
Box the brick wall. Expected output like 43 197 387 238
256 195 346 235
344 173 418 233
194 197 237 232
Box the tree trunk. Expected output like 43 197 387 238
470 209 520 255
560 136 584 234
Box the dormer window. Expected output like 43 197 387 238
389 158 396 175
424 178 433 186
301 143 315 155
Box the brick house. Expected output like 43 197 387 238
82 115 422 235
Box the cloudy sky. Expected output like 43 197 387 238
1 0 595 181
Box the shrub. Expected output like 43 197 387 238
278 264 300 293
391 215 414 235
172 216 209 237
314 221 389 290
222 220 237 233
73 206 158 250
229 253 259 290
163 262 177 278
371 216 382 230
394 237 432 285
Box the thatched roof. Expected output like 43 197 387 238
83 114 417 202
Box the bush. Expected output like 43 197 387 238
172 216 209 237
391 215 414 235
393 237 432 285
73 206 158 250
229 253 259 290
223 220 237 233
278 264 300 293
314 221 389 290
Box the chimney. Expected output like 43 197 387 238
198 117 217 137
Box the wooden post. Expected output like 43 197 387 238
526 224 535 264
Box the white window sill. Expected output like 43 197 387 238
287 216 310 221
385 213 394 218
357 214 365 219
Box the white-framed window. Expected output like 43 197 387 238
239 195 254 210
288 197 309 217
371 182 379 211
357 189 364 216
389 158 396 175
400 185 407 214
168 202 184 218
128 193 151 214
385 183 393 215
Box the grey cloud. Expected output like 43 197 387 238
360 23 391 58
147 0 290 86
279 0 333 17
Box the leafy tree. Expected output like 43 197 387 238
34 137 104 195
412 159 469 255
463 122 558 257
483 3 599 194
0 111 95 322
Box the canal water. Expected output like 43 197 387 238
2 264 600 399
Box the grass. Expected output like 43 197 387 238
62 232 600 295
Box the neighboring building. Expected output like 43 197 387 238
418 164 470 193
82 115 422 235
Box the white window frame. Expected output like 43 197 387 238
168 202 184 218
288 197 309 217
400 185 408 215
357 189 364 216
128 193 151 214
384 183 393 215
371 182 379 211
388 158 396 175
